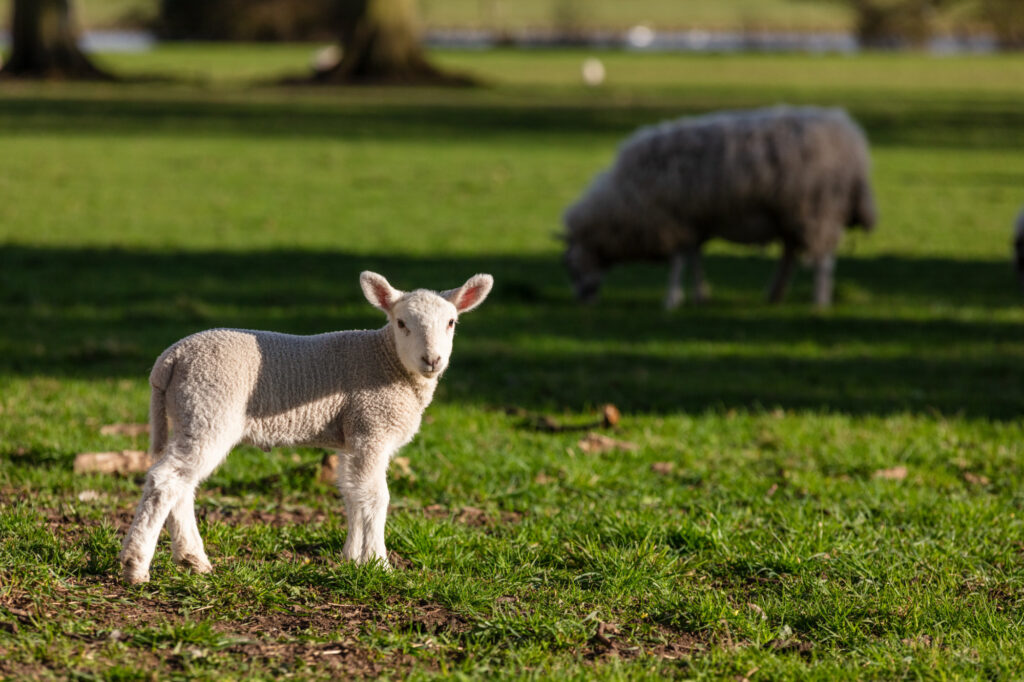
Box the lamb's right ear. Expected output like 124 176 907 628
441 274 494 314
360 271 402 312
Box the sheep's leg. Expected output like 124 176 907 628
166 486 212 574
664 252 685 310
120 452 195 584
121 435 233 584
813 253 836 308
687 248 711 303
339 445 392 568
767 244 798 303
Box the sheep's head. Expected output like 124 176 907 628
562 203 607 304
561 171 626 303
562 238 603 303
361 271 494 379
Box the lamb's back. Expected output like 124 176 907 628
159 328 392 450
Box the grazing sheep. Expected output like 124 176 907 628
120 271 494 584
1015 207 1024 294
562 106 877 308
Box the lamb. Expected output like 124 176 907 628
119 271 493 584
1015 207 1024 294
562 106 877 308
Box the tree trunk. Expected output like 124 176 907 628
314 0 470 85
1 0 112 80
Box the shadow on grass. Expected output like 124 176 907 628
0 89 1022 151
1 245 1022 418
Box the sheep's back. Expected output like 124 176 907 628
614 107 871 253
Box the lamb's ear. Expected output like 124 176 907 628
360 271 402 313
442 274 494 314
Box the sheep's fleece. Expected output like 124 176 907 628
562 106 877 307
120 271 493 584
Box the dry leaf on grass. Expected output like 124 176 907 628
901 634 934 648
98 423 149 437
650 461 675 475
873 466 908 481
747 602 767 620
962 472 990 486
590 621 619 649
527 403 622 432
577 432 638 455
319 453 339 484
74 450 152 475
391 456 415 481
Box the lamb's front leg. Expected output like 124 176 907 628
338 445 391 568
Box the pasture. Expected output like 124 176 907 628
2 47 1024 679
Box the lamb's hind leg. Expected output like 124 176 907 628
121 435 232 584
166 486 213 574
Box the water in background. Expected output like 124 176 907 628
0 28 999 55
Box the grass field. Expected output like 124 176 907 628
2 47 1024 679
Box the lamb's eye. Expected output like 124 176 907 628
447 319 455 328
397 319 406 329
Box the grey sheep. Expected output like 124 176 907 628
1015 207 1024 294
562 106 877 308
120 271 494 584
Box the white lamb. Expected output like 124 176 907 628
120 271 494 584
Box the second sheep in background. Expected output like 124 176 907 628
562 106 877 308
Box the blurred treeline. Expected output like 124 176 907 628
2 0 1022 47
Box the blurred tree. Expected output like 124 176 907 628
314 0 468 83
158 0 338 41
978 0 1024 47
0 0 111 79
848 0 942 47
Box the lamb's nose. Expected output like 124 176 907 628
422 355 441 370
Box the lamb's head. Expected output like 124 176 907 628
361 271 494 379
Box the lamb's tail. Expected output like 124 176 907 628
148 350 175 457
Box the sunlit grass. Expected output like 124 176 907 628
1 46 1023 679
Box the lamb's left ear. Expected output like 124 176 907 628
360 271 403 313
442 274 494 314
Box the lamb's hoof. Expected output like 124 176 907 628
175 554 213 574
122 561 150 585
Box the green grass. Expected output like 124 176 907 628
2 47 1024 679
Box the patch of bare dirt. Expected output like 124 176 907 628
1 577 464 678
581 621 707 662
200 504 333 528
420 504 524 527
